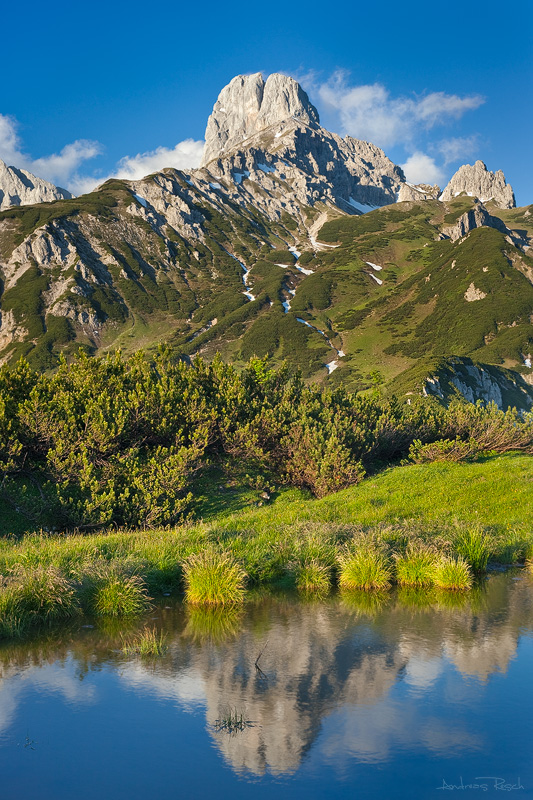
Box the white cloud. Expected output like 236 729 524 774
401 152 445 185
0 114 22 164
113 139 204 181
0 113 101 190
0 112 204 195
31 141 103 187
70 139 205 195
436 135 480 165
316 71 484 149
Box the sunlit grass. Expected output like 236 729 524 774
338 542 392 591
453 527 491 574
433 557 473 591
183 549 246 606
296 559 332 595
394 545 437 587
92 574 151 616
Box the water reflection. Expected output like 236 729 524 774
0 572 532 782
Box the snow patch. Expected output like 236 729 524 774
369 273 383 285
289 246 301 259
295 265 314 276
524 358 532 368
348 197 378 214
326 361 338 374
209 182 222 190
257 163 275 174
274 132 282 138
134 194 148 208
365 261 382 271
310 235 339 250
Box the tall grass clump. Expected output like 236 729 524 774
338 541 392 591
92 574 151 616
0 566 80 638
296 559 332 595
394 545 437 587
122 627 168 656
433 556 473 591
183 549 246 606
453 527 491 574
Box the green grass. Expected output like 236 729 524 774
296 559 332 594
338 541 392 591
0 566 80 639
92 574 151 616
395 545 437 587
453 526 491 574
433 557 473 591
0 454 531 639
183 549 247 605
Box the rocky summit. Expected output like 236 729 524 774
0 72 531 410
440 160 515 209
201 72 320 166
0 160 71 210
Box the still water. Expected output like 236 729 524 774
0 571 532 799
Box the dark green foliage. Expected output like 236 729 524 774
0 184 124 246
264 250 295 265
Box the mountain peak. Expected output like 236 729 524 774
0 159 72 210
440 159 515 209
201 72 319 166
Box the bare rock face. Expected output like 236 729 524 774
201 73 319 167
0 159 72 210
198 73 405 217
397 183 441 202
441 201 508 242
440 160 515 209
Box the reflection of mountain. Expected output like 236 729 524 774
0 573 531 775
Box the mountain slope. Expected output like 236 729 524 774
0 73 529 409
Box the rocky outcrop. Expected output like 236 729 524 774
424 358 533 411
201 73 319 167
440 160 515 209
397 183 441 202
197 73 405 220
441 201 509 241
0 159 72 210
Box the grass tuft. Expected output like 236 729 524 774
213 707 254 734
453 527 491 574
183 549 246 605
395 545 437 587
92 574 151 616
0 566 80 638
338 542 392 591
296 559 332 594
433 556 473 591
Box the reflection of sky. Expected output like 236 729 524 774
119 663 207 711
0 658 97 738
0 575 531 798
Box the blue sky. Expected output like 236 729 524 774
2 0 531 203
